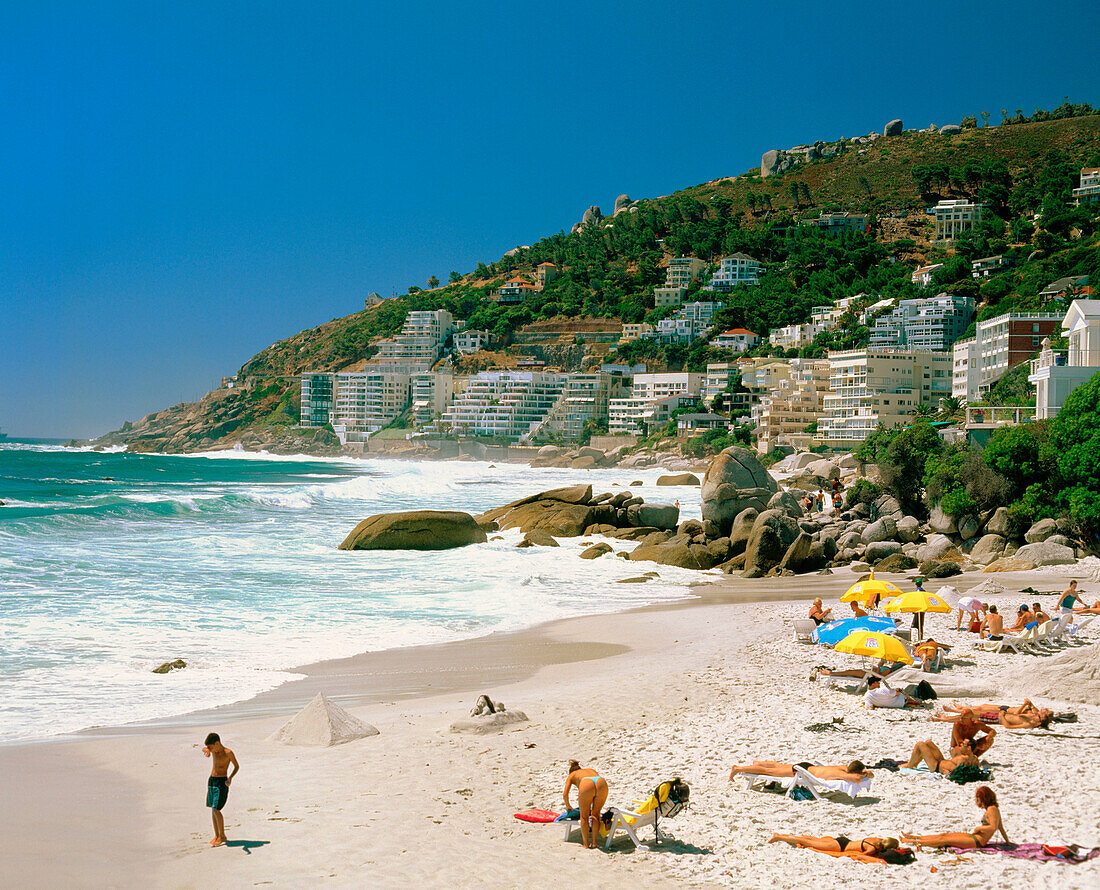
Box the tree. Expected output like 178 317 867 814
449 271 462 283
746 192 757 213
788 182 800 207
980 111 990 128
427 275 440 289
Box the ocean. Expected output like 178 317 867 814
0 444 703 743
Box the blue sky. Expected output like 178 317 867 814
1 0 1097 437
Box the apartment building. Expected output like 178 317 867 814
868 294 974 352
619 322 655 343
664 257 707 289
1029 299 1100 419
439 371 565 440
911 263 945 287
933 199 984 242
373 309 455 372
951 311 1063 402
523 371 627 443
410 370 462 429
703 362 739 406
608 372 703 435
971 255 1010 278
702 253 763 291
334 370 412 436
806 211 868 234
300 372 336 427
769 322 824 350
1039 274 1090 300
1072 168 1100 205
817 350 953 445
656 301 724 343
811 305 845 329
711 328 759 352
454 330 490 355
753 358 830 454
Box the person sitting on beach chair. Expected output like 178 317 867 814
979 605 1004 640
808 598 832 626
903 738 979 777
901 786 1009 850
913 638 950 673
730 760 872 783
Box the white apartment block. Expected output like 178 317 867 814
1029 299 1100 419
952 311 1063 402
334 371 411 436
619 322 655 343
439 371 565 440
869 294 975 352
656 301 724 343
373 309 455 372
769 322 824 350
859 297 898 325
810 305 844 329
608 372 703 436
753 358 830 454
703 362 740 406
664 257 707 289
703 253 763 291
453 330 489 355
911 264 944 287
300 372 336 427
654 286 688 308
817 349 953 445
933 199 983 242
1072 168 1100 205
410 371 462 429
523 372 625 443
711 328 759 352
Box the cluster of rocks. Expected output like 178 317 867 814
529 443 631 470
761 140 849 178
569 195 641 233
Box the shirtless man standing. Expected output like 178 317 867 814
203 732 240 847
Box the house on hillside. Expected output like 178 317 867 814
971 255 1010 278
912 263 944 287
536 262 560 287
1039 274 1090 301
1029 299 1100 419
702 253 764 291
803 211 869 235
932 199 983 242
489 278 537 304
1073 168 1100 205
676 413 730 435
711 328 759 353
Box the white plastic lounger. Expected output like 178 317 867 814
1068 616 1095 640
741 765 872 802
602 806 664 850
792 619 818 643
979 626 1036 654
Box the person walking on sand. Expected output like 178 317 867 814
203 732 239 847
901 786 1008 850
564 760 608 850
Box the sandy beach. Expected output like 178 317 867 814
2 566 1099 889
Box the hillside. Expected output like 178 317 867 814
94 110 1100 452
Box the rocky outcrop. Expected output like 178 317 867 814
915 534 955 562
874 552 918 572
939 124 962 135
1024 518 1058 543
1013 541 1076 566
742 509 799 578
861 517 897 544
761 140 847 177
701 446 778 533
895 516 921 543
580 543 613 559
928 505 958 535
521 529 559 547
919 559 962 578
969 534 1007 565
152 659 186 674
982 557 1038 573
985 507 1015 538
884 119 903 136
340 510 488 551
657 473 700 486
627 503 680 530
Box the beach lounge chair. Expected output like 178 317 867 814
741 765 873 802
792 619 818 643
561 805 665 849
1044 614 1074 647
979 626 1036 654
1068 616 1095 641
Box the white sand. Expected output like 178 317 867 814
1 568 1098 889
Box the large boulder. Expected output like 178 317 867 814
873 494 904 521
580 543 613 559
581 205 602 226
728 508 758 555
742 509 799 578
884 118 903 136
521 529 559 547
701 447 778 533
957 514 981 541
805 459 839 481
767 490 804 517
1012 541 1076 566
614 194 633 213
916 533 955 562
777 532 815 573
861 517 897 544
1024 518 1058 543
339 510 487 551
939 124 962 135
628 541 720 570
982 557 1038 573
626 503 680 530
479 486 595 537
969 534 1007 566
919 559 962 578
985 507 1015 538
657 473 700 486
864 540 903 562
537 445 561 457
874 552 918 572
895 516 922 543
928 504 958 535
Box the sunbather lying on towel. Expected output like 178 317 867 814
903 739 979 777
729 760 871 783
934 706 1054 729
812 659 904 681
943 699 1038 718
901 786 1009 850
768 832 901 859
1073 599 1100 615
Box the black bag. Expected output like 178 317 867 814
913 679 938 701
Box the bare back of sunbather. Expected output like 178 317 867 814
729 760 870 783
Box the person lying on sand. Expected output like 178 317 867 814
1073 599 1100 615
730 760 871 783
901 786 1009 850
202 732 239 847
934 706 1054 729
811 659 904 682
943 699 1038 718
864 676 921 709
767 832 901 858
563 760 608 850
948 714 996 756
903 739 979 777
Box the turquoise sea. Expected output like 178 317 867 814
0 443 702 742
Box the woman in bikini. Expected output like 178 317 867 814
934 707 1054 729
901 786 1009 849
903 739 979 777
729 760 871 783
564 760 609 849
768 833 900 858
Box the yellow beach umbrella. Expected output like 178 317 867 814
883 590 953 614
840 571 905 604
833 630 913 665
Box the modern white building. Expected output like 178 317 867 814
702 253 763 291
439 371 565 440
951 311 1063 402
933 199 984 242
453 330 490 355
656 301 725 343
868 294 975 352
300 372 336 428
971 255 1010 278
911 264 944 287
711 328 759 352
334 370 412 436
769 322 824 350
608 372 703 435
703 362 740 406
411 370 462 429
522 371 626 443
1029 299 1100 419
1073 168 1100 205
818 349 953 445
373 309 456 372
753 358 831 454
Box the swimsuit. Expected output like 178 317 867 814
580 774 604 790
835 835 851 851
207 776 229 811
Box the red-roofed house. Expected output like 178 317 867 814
711 328 760 353
491 278 537 304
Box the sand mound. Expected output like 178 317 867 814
449 710 529 734
966 579 1005 599
1001 643 1100 707
268 692 380 746
1052 556 1100 583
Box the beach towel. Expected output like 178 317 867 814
513 809 560 823
807 845 915 865
948 843 1100 863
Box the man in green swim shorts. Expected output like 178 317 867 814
202 732 240 847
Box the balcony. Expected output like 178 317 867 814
1030 350 1067 374
965 406 1036 429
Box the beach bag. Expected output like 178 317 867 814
790 785 815 801
969 618 982 633
880 847 916 865
913 680 938 701
653 778 690 818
